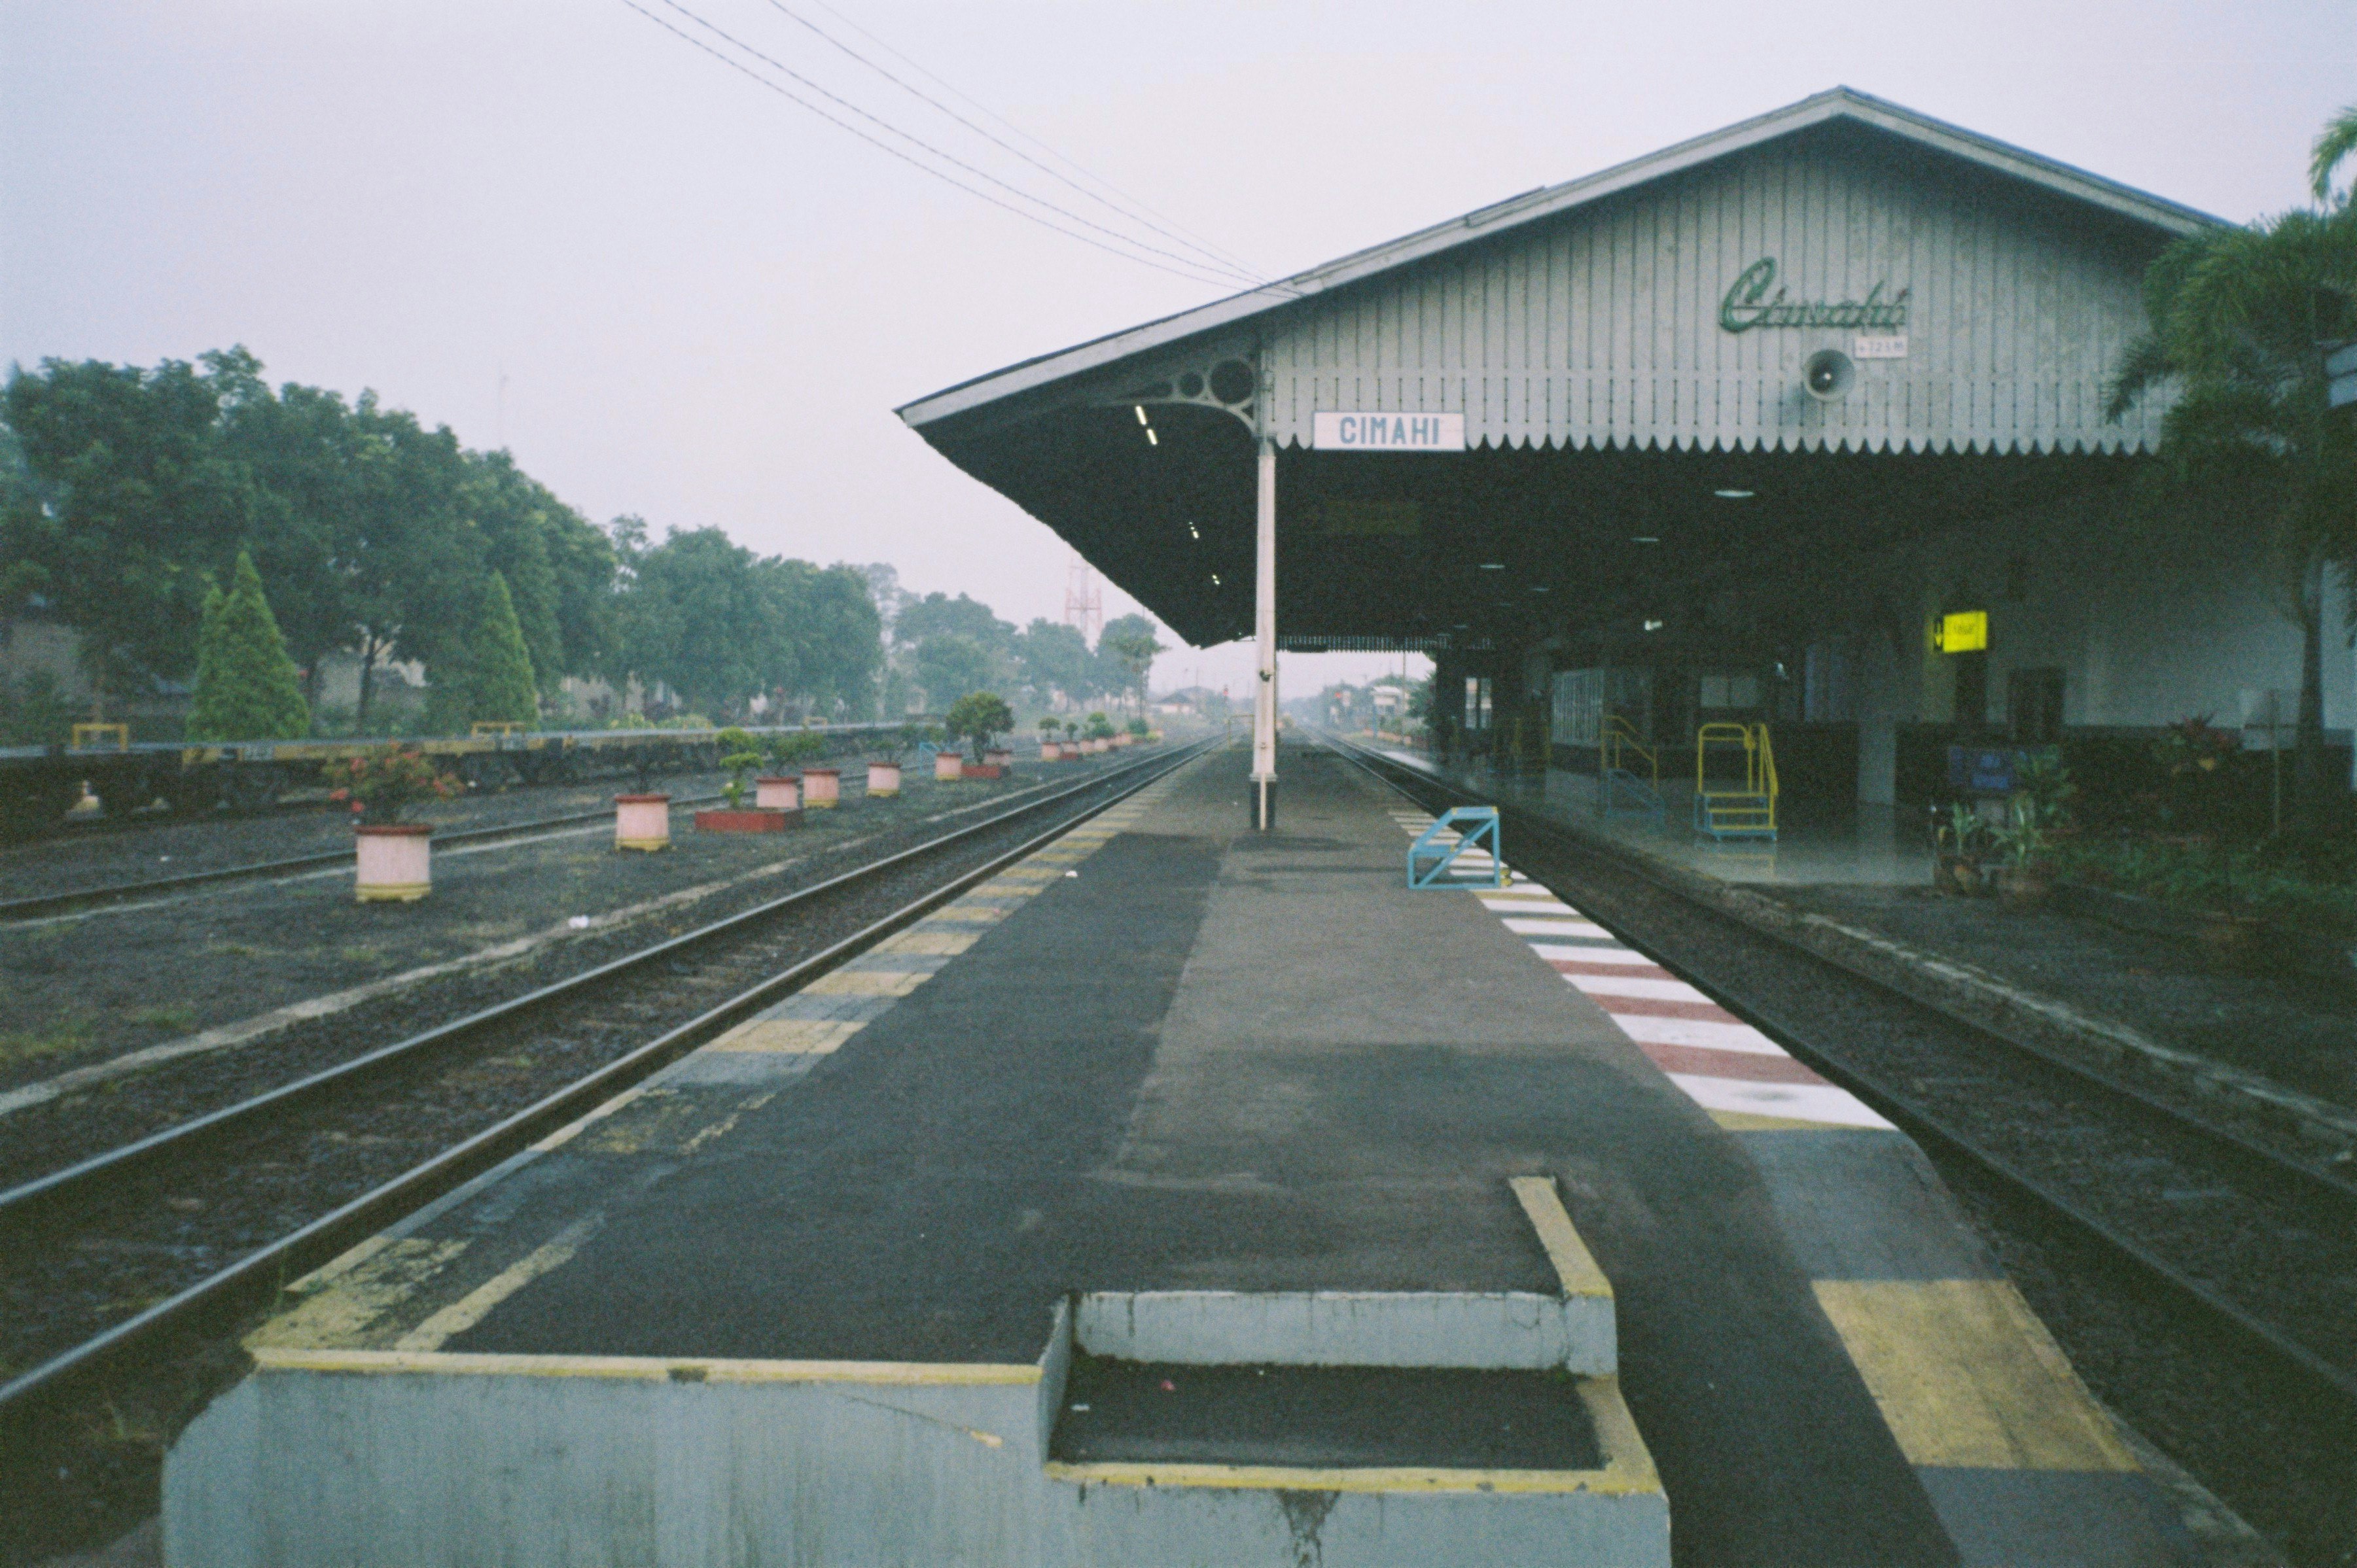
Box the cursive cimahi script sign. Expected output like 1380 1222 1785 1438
1718 258 1909 334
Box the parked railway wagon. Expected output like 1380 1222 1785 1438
0 721 921 840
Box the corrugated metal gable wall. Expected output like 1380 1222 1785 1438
1263 135 2169 455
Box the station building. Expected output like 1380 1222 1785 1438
900 88 2353 816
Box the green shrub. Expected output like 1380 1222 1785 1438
715 726 762 808
186 551 311 742
429 572 539 731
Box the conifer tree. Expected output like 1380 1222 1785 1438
432 570 539 729
186 550 310 741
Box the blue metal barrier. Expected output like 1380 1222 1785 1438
1408 807 1507 888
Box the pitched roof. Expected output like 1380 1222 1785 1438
897 86 2218 429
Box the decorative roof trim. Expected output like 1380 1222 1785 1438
897 87 2219 430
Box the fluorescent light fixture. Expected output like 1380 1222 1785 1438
1529 585 1550 593
1713 488 1755 499
1478 562 1506 570
1210 573 1221 585
1146 428 1158 446
1186 523 1200 540
1134 406 1148 425
1643 619 1665 632
1632 535 1660 544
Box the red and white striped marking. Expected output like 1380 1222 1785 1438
1390 809 1891 1132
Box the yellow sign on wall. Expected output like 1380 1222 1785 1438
1934 610 1988 653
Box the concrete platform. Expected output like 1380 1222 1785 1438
1402 749 1935 888
168 742 2196 1565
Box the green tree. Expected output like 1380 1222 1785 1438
431 571 539 729
1016 618 1095 705
943 690 1015 756
615 525 769 718
186 550 311 740
913 633 996 710
1 355 260 710
1097 614 1167 714
2106 144 2357 828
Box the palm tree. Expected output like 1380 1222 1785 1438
2313 101 2357 201
2106 123 2357 830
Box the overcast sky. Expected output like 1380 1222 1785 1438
3 1 2348 697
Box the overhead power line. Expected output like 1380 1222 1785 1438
757 0 1267 285
802 0 1266 283
629 0 1268 293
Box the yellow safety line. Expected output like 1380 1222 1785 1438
249 1347 1044 1385
1813 1279 2138 1472
393 1214 605 1352
1508 1176 1613 1300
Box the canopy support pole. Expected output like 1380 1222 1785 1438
1251 436 1278 831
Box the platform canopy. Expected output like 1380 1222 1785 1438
896 88 2215 653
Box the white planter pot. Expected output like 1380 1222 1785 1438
1039 740 1062 760
615 793 672 851
984 750 1013 768
866 761 902 797
935 752 966 781
754 776 800 810
802 767 840 807
355 825 433 902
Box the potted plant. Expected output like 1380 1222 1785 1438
1991 799 2055 907
766 731 835 808
323 747 459 901
615 789 674 850
1932 803 1992 896
868 724 922 798
1084 712 1116 754
695 727 797 833
1037 716 1063 761
945 691 1016 779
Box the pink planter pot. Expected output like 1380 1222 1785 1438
866 761 902 797
1038 740 1062 761
802 767 840 808
754 775 801 811
355 824 433 902
984 750 1013 768
694 808 798 833
615 793 672 852
934 752 966 782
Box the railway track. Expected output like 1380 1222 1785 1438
0 739 1214 1431
0 792 734 922
1328 734 2357 1561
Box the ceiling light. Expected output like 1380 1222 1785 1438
1134 406 1148 425
1187 523 1200 540
1210 573 1222 586
1529 585 1550 593
1714 488 1755 500
1632 535 1660 544
1146 428 1158 446
1643 619 1664 632
1478 562 1505 570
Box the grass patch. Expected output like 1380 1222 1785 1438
0 1015 95 1068
126 1005 197 1032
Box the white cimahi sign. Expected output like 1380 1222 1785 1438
1311 411 1466 451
